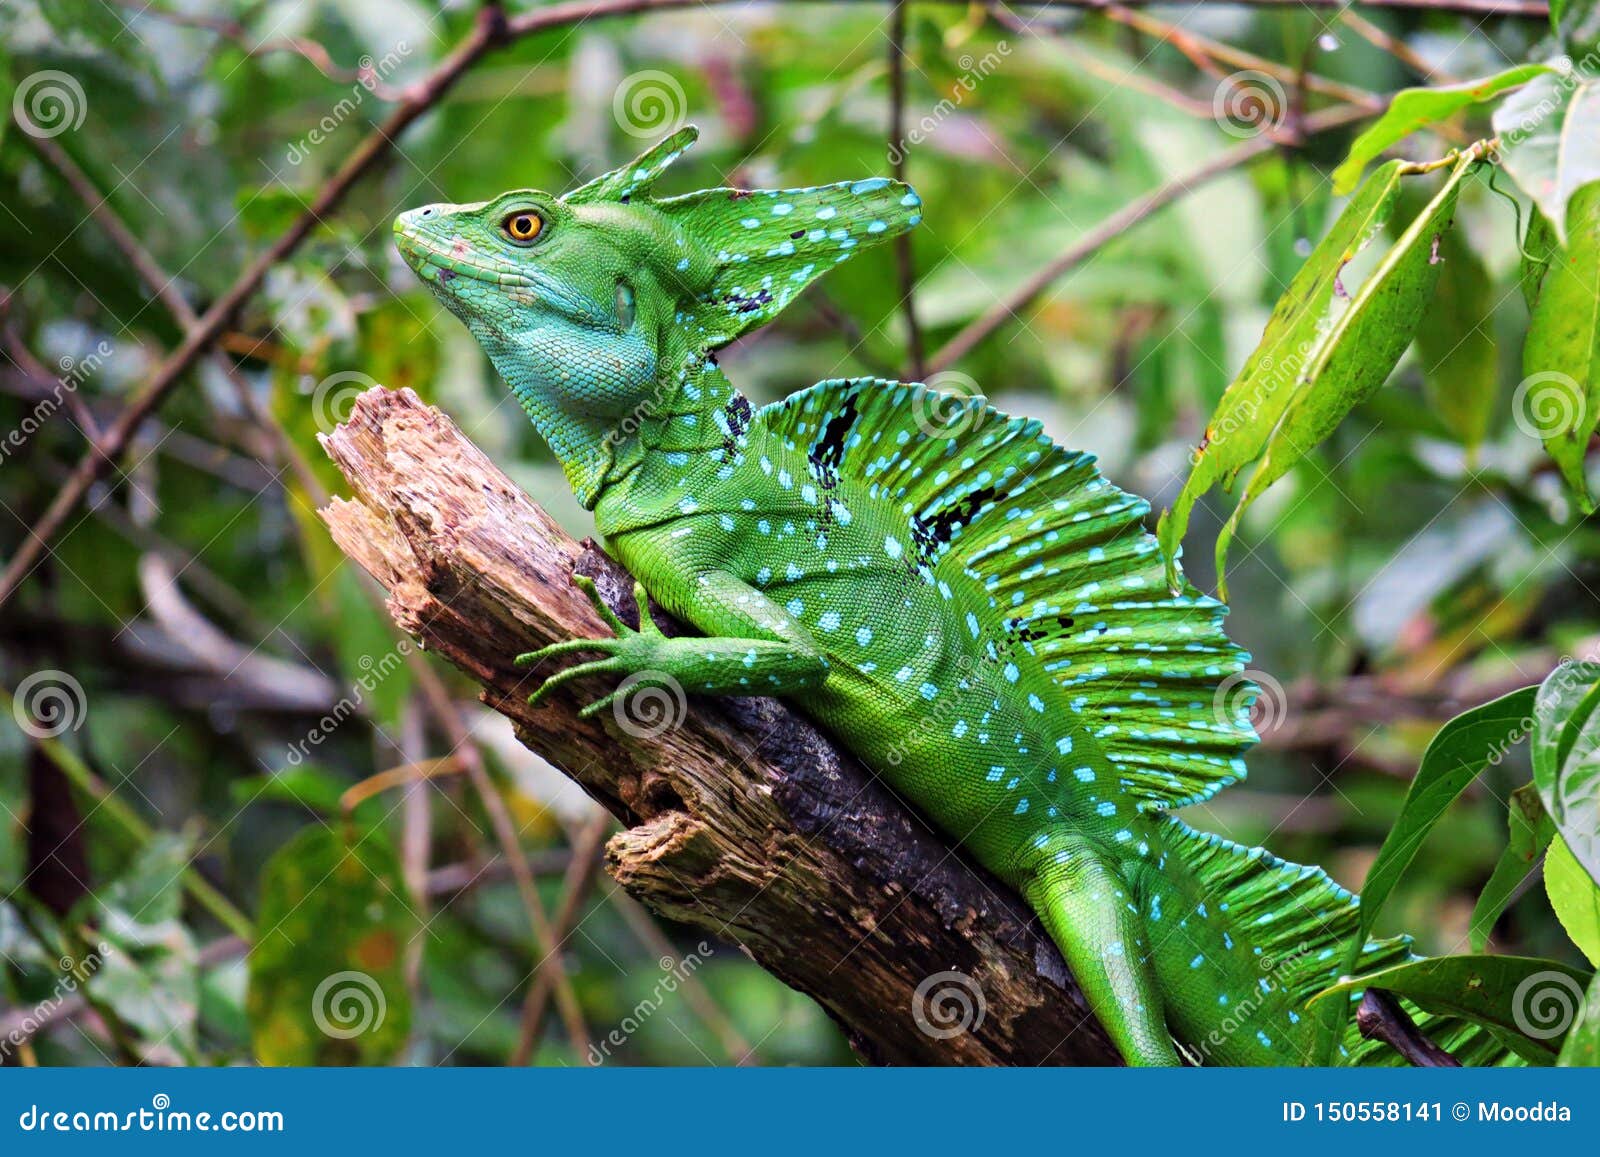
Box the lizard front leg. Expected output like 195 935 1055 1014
517 571 829 716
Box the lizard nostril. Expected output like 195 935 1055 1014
420 207 433 217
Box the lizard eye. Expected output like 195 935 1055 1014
502 211 544 244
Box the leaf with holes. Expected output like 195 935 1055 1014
1159 156 1471 597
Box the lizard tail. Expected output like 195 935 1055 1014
1145 816 1520 1066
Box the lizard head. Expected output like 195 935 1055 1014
393 126 920 500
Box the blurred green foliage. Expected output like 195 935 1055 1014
1 0 1598 1066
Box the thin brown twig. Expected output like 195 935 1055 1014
610 890 757 1064
1099 5 1385 111
924 101 1375 375
1356 988 1462 1066
1339 8 1462 83
110 0 408 98
510 812 612 1065
410 661 593 1060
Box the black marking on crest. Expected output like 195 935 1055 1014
807 392 860 490
1006 616 1074 644
721 394 754 459
721 288 774 315
910 485 997 565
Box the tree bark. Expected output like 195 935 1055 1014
318 385 1119 1066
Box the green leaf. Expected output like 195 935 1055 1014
1546 834 1600 965
1357 686 1537 947
1472 783 1556 951
1492 62 1600 246
1532 661 1600 886
1313 954 1591 1061
79 834 201 1063
1415 224 1497 449
230 766 348 817
247 823 417 1065
1518 181 1600 511
1332 64 1551 194
1158 157 1471 596
1312 686 1536 1065
1557 968 1600 1065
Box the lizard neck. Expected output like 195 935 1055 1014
593 351 747 531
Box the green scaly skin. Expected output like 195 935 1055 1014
393 128 1506 1067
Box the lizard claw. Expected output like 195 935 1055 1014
526 656 625 708
519 572 668 709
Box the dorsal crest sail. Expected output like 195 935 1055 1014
757 377 1257 810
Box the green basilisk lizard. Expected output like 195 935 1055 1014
393 127 1506 1067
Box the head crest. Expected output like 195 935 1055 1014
562 126 924 347
563 125 701 205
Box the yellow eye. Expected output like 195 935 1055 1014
503 212 543 242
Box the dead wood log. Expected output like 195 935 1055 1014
317 385 1119 1066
